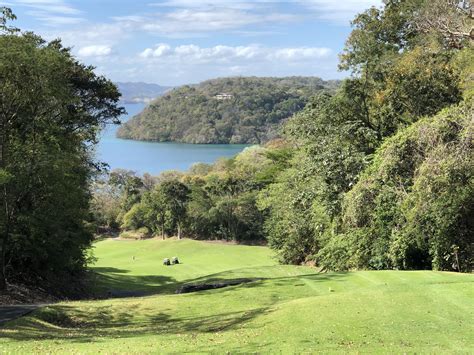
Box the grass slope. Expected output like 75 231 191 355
1 239 473 354
91 238 277 294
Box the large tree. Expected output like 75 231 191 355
0 10 124 291
160 180 190 239
414 0 473 49
336 101 473 271
259 0 468 265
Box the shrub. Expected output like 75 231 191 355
330 101 473 271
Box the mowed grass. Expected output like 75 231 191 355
90 238 278 293
1 239 473 354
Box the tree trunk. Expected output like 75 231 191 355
0 189 8 292
0 181 16 293
0 117 7 291
454 248 461 272
161 224 165 240
0 228 7 291
177 223 181 240
0 118 4 167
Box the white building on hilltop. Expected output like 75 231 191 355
214 93 233 100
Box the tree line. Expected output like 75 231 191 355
94 0 473 272
0 8 124 294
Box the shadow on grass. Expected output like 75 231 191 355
0 272 352 344
90 267 177 297
178 271 349 291
91 265 350 299
93 267 130 274
0 303 272 344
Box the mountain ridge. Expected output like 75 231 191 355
116 82 172 104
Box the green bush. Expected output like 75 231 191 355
330 101 473 271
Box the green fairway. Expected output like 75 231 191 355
91 238 279 294
1 239 473 353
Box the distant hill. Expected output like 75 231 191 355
117 77 339 144
116 82 171 104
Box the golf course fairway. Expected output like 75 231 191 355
0 239 472 353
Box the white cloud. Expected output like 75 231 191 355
78 45 112 58
126 42 338 85
1 0 381 84
39 22 127 56
149 0 383 26
149 0 266 11
113 47 337 85
113 6 300 37
140 43 172 58
4 0 83 25
8 0 80 14
26 13 84 25
274 47 331 60
139 43 331 63
298 0 383 23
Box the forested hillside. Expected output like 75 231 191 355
117 77 338 144
95 0 473 273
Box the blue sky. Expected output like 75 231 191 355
1 0 382 85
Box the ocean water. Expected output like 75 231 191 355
96 103 250 175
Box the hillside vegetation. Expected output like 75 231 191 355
117 77 338 144
1 239 473 353
95 0 473 273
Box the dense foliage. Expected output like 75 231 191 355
117 77 338 144
96 0 473 273
92 143 289 242
260 0 473 270
322 102 473 271
0 9 123 293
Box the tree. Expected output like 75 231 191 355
339 0 463 145
337 101 473 271
141 187 168 239
159 180 190 239
0 7 18 34
90 177 122 231
108 169 144 225
259 0 467 265
414 0 473 49
257 164 325 264
0 15 124 291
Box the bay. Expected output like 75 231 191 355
96 103 250 175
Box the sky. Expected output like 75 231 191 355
0 0 383 86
